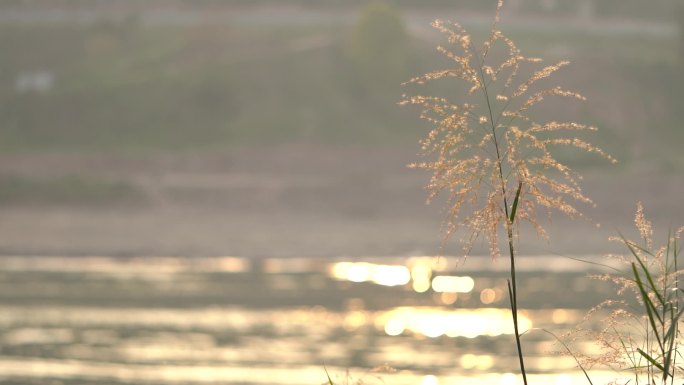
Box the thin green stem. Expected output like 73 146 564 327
673 236 679 385
507 223 527 385
475 48 528 385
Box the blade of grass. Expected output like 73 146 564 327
509 181 523 223
614 328 641 378
324 364 335 385
625 238 666 307
540 328 594 385
632 263 665 353
553 253 624 273
637 348 666 372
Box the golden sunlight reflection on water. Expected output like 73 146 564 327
0 255 622 385
0 356 622 385
420 374 439 385
376 307 532 338
431 275 475 293
331 262 411 286
331 261 477 295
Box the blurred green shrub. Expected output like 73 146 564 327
0 175 143 205
345 2 410 94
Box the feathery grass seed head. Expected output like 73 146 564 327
401 3 614 256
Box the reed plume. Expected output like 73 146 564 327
401 1 614 383
401 4 614 257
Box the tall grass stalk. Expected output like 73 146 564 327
401 1 614 382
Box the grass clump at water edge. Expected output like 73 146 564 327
568 204 684 385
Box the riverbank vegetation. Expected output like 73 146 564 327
0 1 682 166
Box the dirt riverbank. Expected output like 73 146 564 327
0 144 681 258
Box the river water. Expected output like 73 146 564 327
0 255 630 385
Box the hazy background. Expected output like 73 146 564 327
1 0 683 258
0 2 683 384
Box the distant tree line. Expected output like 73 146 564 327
4 0 681 20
